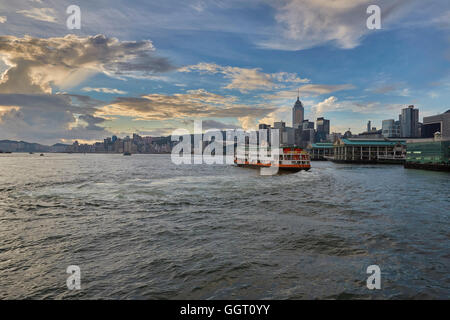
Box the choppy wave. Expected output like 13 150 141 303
0 153 449 299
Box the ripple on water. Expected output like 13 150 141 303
0 155 448 299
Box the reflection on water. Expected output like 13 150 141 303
0 153 448 299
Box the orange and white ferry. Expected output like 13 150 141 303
234 146 311 173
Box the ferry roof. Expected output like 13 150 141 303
337 138 406 146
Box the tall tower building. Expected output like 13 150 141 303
400 105 419 137
292 91 304 128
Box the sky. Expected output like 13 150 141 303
0 0 449 144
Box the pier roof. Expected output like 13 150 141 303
310 143 334 149
336 139 406 146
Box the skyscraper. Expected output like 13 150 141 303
400 105 419 137
292 92 304 128
382 119 401 138
316 117 330 142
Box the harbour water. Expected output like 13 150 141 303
0 153 448 299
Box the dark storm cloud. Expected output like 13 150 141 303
0 93 111 144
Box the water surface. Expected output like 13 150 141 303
0 153 448 299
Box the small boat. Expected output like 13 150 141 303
40 153 44 156
123 152 132 156
29 152 34 154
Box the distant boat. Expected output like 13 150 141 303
40 153 44 156
123 152 132 156
5 151 12 154
29 152 34 154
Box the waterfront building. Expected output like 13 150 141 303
258 123 271 130
357 129 383 139
422 110 450 140
343 129 353 139
292 96 304 128
382 119 401 138
302 119 314 130
281 127 296 146
300 128 315 148
307 142 334 160
331 138 406 163
316 117 330 142
400 105 420 137
405 132 450 171
273 121 286 130
326 132 343 143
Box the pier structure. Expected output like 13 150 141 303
307 142 334 160
331 138 406 163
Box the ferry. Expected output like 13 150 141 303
234 146 311 173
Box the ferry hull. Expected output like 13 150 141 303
236 163 310 173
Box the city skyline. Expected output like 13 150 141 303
0 0 449 145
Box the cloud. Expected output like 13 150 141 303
16 8 57 23
431 10 450 29
179 62 309 93
181 119 241 130
135 128 178 137
312 96 339 117
0 16 6 23
261 84 354 101
258 106 292 127
259 0 420 50
298 84 355 95
78 114 107 131
0 34 174 94
96 89 276 128
0 93 111 144
311 95 405 116
82 87 128 95
369 83 410 96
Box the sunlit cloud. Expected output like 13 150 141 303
179 62 309 93
16 8 58 23
82 87 128 95
0 34 174 94
259 0 422 50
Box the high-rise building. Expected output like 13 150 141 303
382 119 400 138
292 94 304 129
302 119 314 130
367 120 371 133
273 121 286 129
400 105 419 137
316 117 330 141
258 123 271 130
